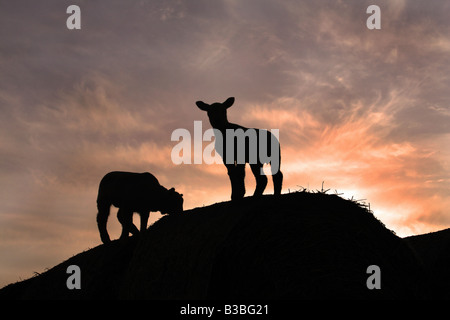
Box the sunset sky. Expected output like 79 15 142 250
1 0 450 287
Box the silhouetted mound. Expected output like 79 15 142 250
0 192 431 299
405 228 450 299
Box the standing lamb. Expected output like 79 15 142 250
196 97 283 200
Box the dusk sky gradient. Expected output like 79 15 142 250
1 0 450 287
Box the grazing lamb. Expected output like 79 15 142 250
96 171 183 243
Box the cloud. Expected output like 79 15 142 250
237 87 450 237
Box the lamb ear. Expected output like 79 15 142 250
196 101 209 111
223 97 235 109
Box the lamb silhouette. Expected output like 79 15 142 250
96 171 183 244
196 97 283 200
